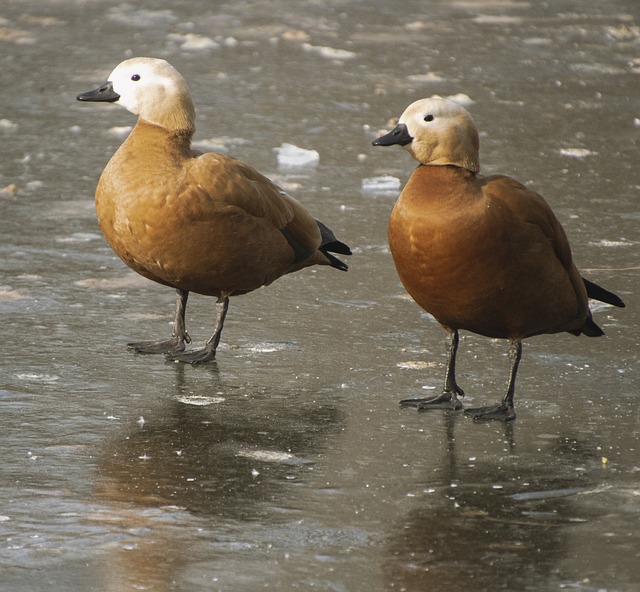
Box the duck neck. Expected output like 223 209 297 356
127 119 194 159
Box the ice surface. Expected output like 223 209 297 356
275 143 320 168
108 126 132 138
0 119 18 131
361 175 401 195
559 148 596 158
177 395 226 406
301 43 357 60
444 93 475 107
167 33 219 51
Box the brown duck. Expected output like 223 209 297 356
373 97 624 420
77 57 350 365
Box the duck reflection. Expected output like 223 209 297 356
383 417 605 591
91 367 343 590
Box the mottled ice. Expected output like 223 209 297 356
361 175 401 195
275 143 320 168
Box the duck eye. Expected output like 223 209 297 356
131 74 141 82
424 114 434 122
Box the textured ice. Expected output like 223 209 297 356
301 43 357 60
55 232 102 243
108 126 132 138
177 394 226 406
397 361 438 369
361 175 401 195
192 138 229 152
0 118 18 131
588 239 634 247
0 287 22 300
275 143 319 168
559 148 596 158
445 93 475 107
167 33 219 51
106 7 177 27
235 449 310 465
244 341 297 353
407 72 446 83
15 373 60 383
473 15 523 24
429 93 475 107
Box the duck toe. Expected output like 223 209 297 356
400 391 463 411
464 403 516 421
165 346 217 366
127 337 187 355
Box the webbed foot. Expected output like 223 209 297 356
464 403 516 422
400 390 464 411
127 335 188 355
165 345 216 366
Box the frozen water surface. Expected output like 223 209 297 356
274 142 320 169
0 1 638 591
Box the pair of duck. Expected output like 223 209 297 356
77 57 624 421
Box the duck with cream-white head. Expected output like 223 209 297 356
77 57 350 365
374 97 624 420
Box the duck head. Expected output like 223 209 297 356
77 57 196 134
373 97 480 173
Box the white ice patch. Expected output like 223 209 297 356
407 72 446 84
361 175 401 195
108 126 133 138
473 15 523 24
177 394 226 406
0 119 18 131
167 33 219 51
192 138 229 152
275 143 319 168
444 93 475 107
397 361 438 369
301 43 357 60
0 287 22 300
588 238 634 247
16 373 60 383
244 341 296 353
559 148 596 158
236 448 310 465
55 232 102 243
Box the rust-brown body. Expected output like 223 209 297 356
374 97 622 419
388 165 590 341
78 57 349 364
96 121 329 298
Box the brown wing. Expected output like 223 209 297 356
481 175 591 332
189 153 322 260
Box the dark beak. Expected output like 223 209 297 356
372 123 413 147
76 81 120 103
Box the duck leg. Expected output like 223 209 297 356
400 329 465 410
464 340 520 421
166 295 229 365
128 288 191 355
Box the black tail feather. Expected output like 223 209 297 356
321 250 349 271
583 277 625 308
583 317 605 337
316 220 351 271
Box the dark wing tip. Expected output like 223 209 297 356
316 220 352 268
321 249 349 271
583 277 625 308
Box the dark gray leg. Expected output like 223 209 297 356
464 340 520 421
400 329 464 411
166 295 229 365
128 289 191 355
